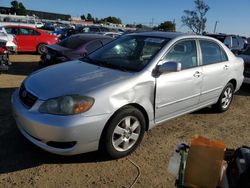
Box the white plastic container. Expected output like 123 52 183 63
167 151 181 177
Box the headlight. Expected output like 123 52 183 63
39 95 94 115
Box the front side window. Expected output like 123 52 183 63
162 40 197 69
82 35 169 72
5 27 17 35
200 40 228 66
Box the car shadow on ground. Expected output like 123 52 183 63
235 83 250 96
0 87 112 174
6 61 41 76
5 54 42 76
192 84 249 115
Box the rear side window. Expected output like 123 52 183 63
200 40 228 65
58 35 90 49
86 41 102 53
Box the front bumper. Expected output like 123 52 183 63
0 53 9 72
11 89 111 155
40 52 68 66
7 46 17 53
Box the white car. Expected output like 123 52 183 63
0 26 17 52
12 32 244 158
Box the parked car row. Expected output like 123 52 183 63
40 34 113 66
238 46 250 84
5 25 59 54
205 33 248 55
52 25 124 40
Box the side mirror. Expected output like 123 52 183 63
158 61 181 74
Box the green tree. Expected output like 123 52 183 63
80 14 86 20
136 24 143 29
158 21 176 32
105 16 122 24
86 13 94 21
181 0 210 34
10 0 27 15
18 2 26 15
94 17 100 24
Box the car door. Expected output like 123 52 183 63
155 39 202 123
17 27 38 51
198 39 230 104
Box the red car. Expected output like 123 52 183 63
4 25 58 54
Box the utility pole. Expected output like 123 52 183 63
149 18 154 27
213 21 219 33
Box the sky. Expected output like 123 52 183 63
1 0 250 36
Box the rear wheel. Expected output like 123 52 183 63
213 83 234 112
101 106 146 159
37 43 46 55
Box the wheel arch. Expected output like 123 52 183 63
36 43 47 54
228 79 237 91
98 103 150 149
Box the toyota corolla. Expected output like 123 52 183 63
12 32 244 158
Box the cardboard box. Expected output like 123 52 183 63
184 136 226 188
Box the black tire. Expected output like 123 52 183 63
37 43 46 55
101 106 146 159
213 82 234 113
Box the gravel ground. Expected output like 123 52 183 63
0 55 249 188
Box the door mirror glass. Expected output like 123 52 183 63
158 61 181 74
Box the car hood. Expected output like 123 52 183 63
24 60 132 100
47 44 81 60
47 44 70 52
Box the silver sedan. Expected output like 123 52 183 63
12 32 244 158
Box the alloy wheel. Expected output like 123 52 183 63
112 116 141 152
221 87 233 109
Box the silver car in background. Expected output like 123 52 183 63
12 32 244 158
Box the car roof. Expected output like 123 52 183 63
128 31 186 39
5 25 37 29
70 33 113 40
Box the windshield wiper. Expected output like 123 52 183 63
81 56 99 65
97 60 130 72
82 57 133 72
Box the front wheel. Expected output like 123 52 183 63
213 83 234 112
37 43 46 55
101 106 146 159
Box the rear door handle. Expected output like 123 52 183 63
193 71 202 78
223 65 229 70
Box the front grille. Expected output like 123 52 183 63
19 85 38 109
46 141 77 149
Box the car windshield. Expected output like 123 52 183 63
58 35 90 49
81 35 169 72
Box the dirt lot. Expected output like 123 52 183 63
0 55 250 188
